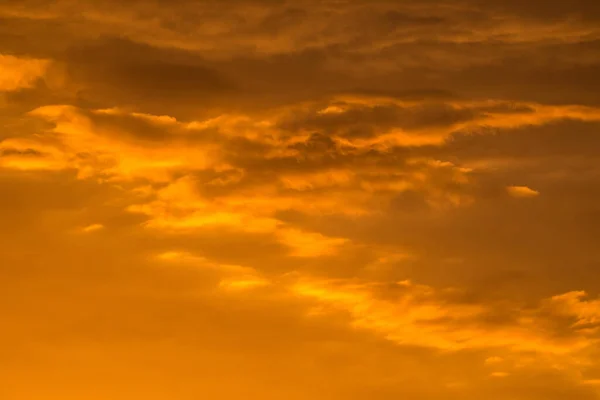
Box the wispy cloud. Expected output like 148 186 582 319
507 185 540 198
81 223 104 233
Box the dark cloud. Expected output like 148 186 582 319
444 120 600 161
2 0 599 115
60 37 236 117
278 102 481 139
468 0 600 21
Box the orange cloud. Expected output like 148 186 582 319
546 291 600 331
81 224 104 233
484 356 504 365
3 2 600 399
291 277 598 358
219 276 271 291
507 185 540 198
277 229 348 258
0 54 49 91
156 249 272 294
17 99 600 182
156 250 256 275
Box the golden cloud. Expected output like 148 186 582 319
0 54 49 91
3 2 600 399
81 223 104 233
507 185 540 198
291 277 600 357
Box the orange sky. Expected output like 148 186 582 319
2 1 600 399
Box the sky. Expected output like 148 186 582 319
1 0 600 399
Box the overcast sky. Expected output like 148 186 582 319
2 1 600 399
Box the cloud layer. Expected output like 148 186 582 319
2 1 600 399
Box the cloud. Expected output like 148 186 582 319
11 97 598 198
0 101 484 228
507 185 540 198
128 177 351 258
156 250 259 276
81 223 104 233
2 2 600 399
545 291 600 332
0 54 49 91
277 229 348 257
485 356 504 365
0 142 65 171
3 0 600 115
62 37 235 105
219 276 271 291
291 277 600 358
24 105 220 180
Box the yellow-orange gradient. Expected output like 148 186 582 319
2 1 600 399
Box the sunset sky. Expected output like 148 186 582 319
2 1 600 399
